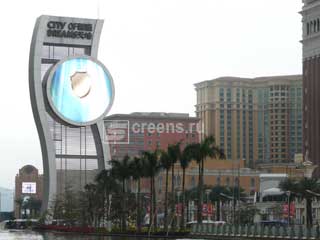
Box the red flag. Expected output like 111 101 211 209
175 203 182 216
283 202 295 217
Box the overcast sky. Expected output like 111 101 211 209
0 0 302 189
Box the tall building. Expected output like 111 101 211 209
301 0 320 175
195 75 302 168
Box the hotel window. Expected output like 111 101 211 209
235 177 239 187
177 176 181 186
227 88 231 96
226 177 230 187
219 88 224 99
217 176 221 186
250 178 255 188
191 176 196 188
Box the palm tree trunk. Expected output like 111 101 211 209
164 169 169 232
306 198 313 227
181 167 186 229
153 176 157 230
216 200 220 221
197 162 202 223
122 179 126 231
106 192 110 224
187 200 190 223
149 177 153 232
200 158 205 221
102 191 106 227
137 178 141 233
171 164 175 228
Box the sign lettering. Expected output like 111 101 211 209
46 21 93 40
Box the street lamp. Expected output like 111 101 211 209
286 191 291 225
177 190 182 228
299 154 317 226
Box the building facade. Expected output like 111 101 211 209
195 75 302 168
105 112 200 160
29 15 114 212
14 165 43 218
301 0 320 176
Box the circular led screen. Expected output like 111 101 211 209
47 57 114 126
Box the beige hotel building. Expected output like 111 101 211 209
195 75 302 170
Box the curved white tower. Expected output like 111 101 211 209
29 15 114 212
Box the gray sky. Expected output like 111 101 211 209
0 0 302 189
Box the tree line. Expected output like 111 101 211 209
47 136 248 232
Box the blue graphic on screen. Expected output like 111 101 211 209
50 58 113 123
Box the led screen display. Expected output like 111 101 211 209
22 182 37 194
48 58 114 125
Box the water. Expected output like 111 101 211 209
0 230 194 240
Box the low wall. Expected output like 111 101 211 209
191 223 320 239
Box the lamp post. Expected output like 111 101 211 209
177 190 182 228
286 191 291 225
107 194 112 231
300 153 317 227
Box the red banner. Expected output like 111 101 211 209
175 203 182 216
202 203 214 217
147 205 150 214
283 202 295 217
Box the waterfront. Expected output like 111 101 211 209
0 230 191 240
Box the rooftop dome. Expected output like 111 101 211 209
20 165 37 175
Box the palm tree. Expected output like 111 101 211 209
298 178 320 227
111 155 132 231
228 185 246 225
167 142 181 227
184 187 198 223
179 145 193 228
159 150 172 232
186 136 225 223
279 177 297 225
209 185 230 221
95 169 119 226
82 183 99 226
280 177 320 227
26 197 42 218
142 150 161 232
130 156 145 232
